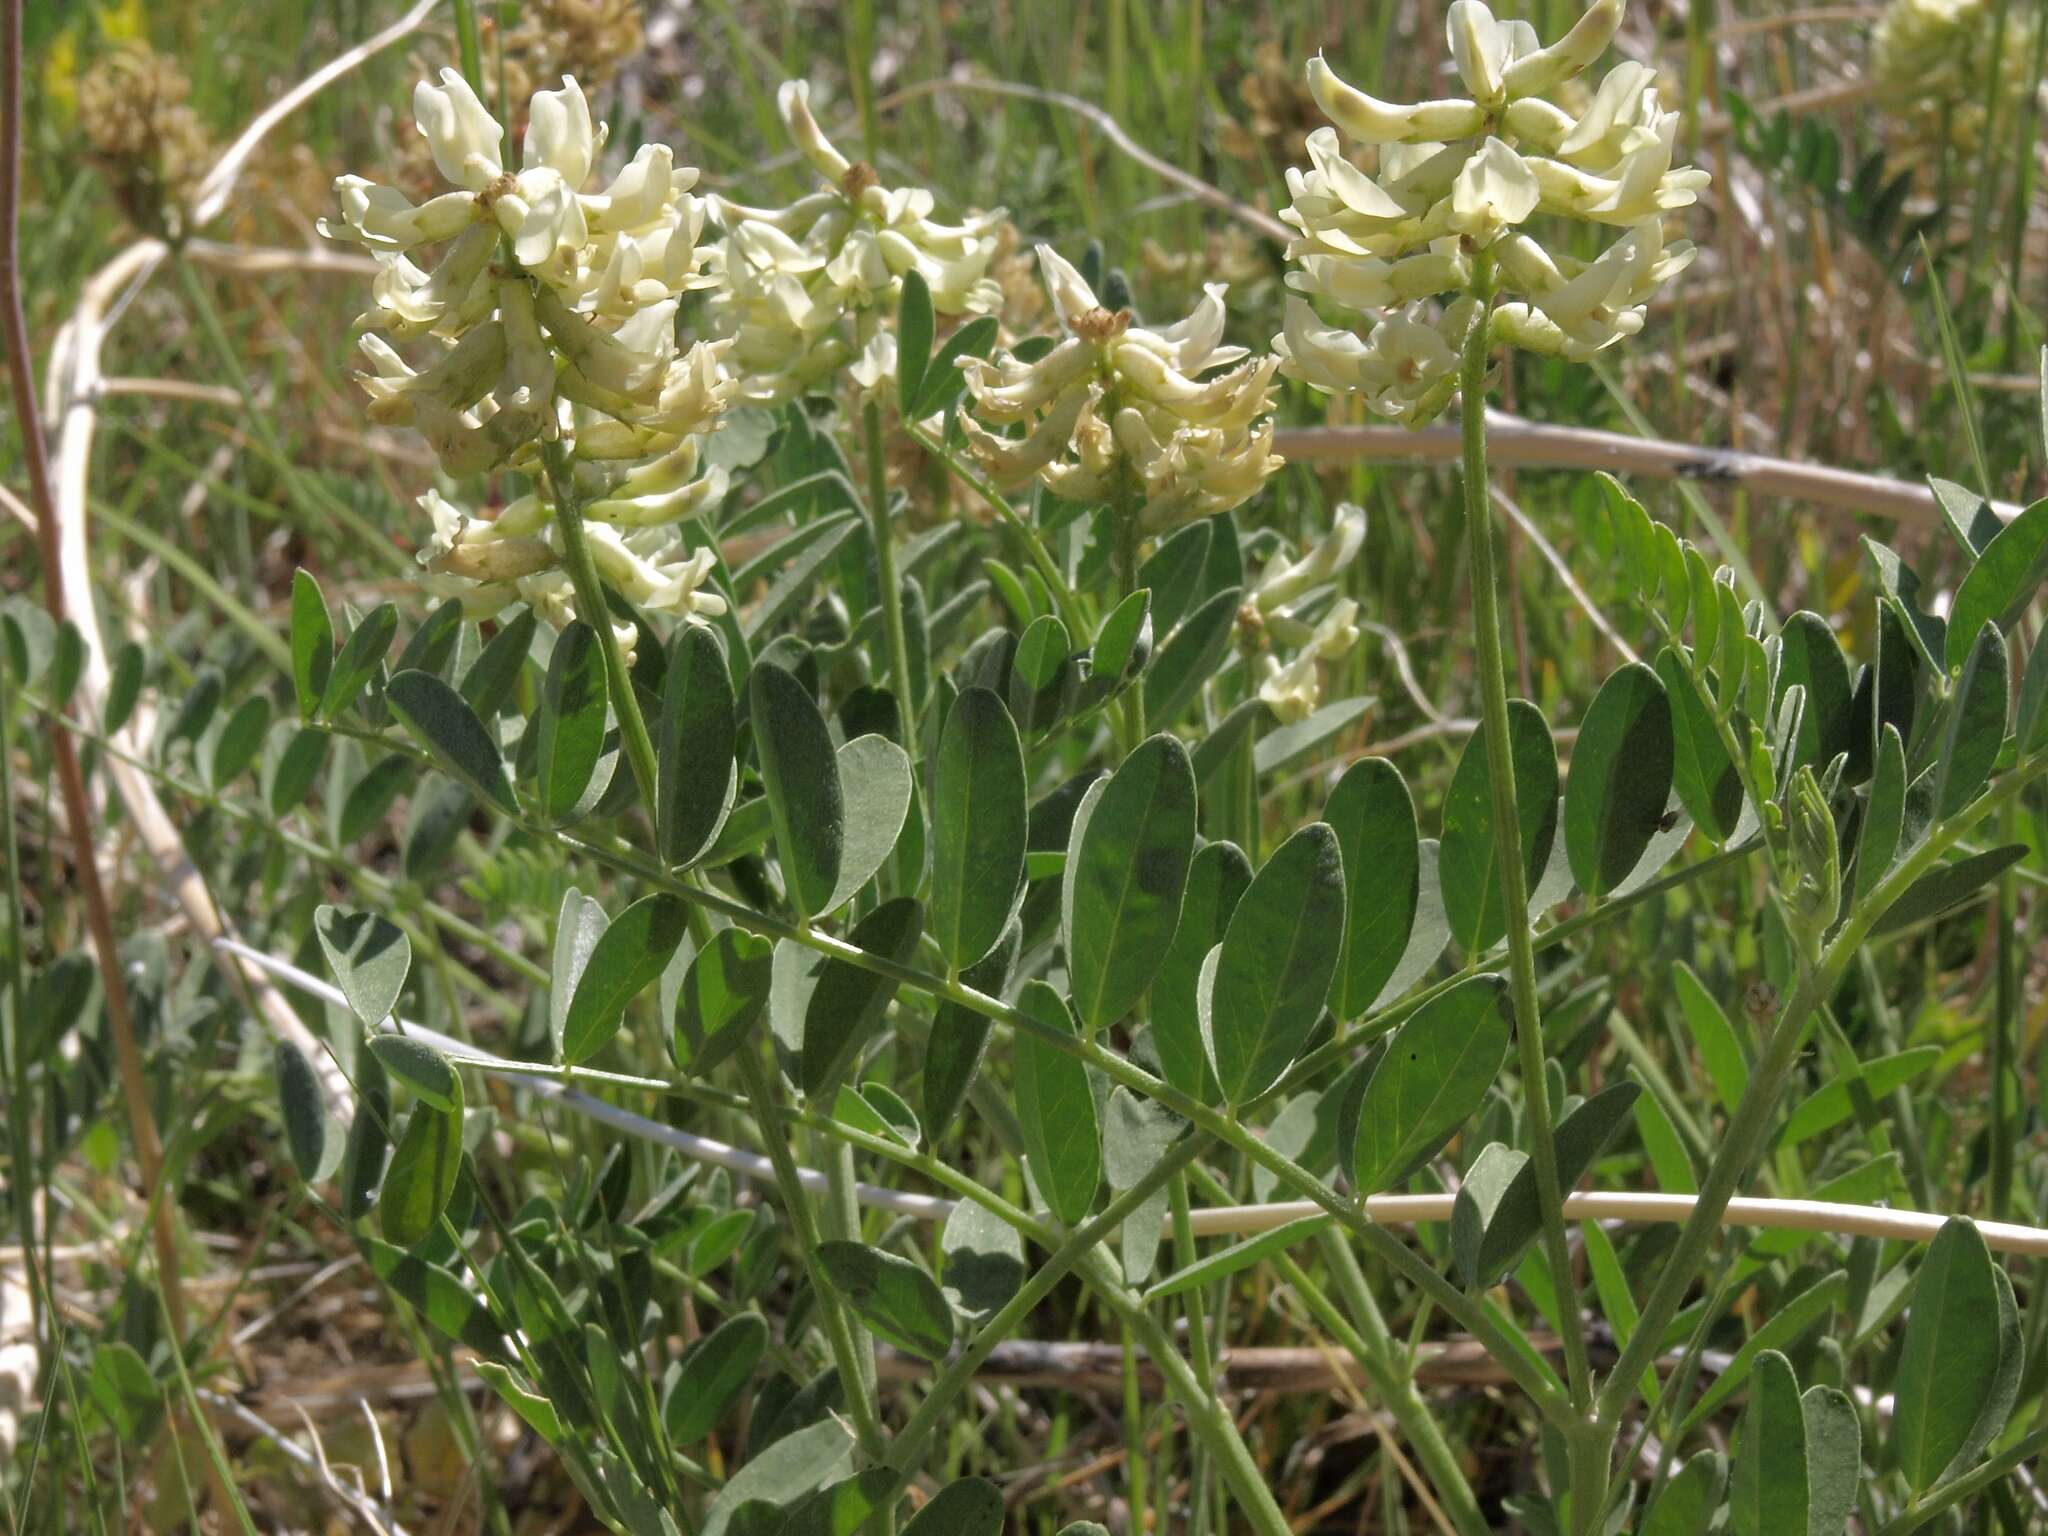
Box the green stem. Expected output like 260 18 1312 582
1457 279 1594 1421
540 439 662 814
1990 799 2018 1219
1075 1247 1297 1536
1596 754 2048 1430
901 421 1090 639
862 397 918 746
1256 1229 1490 1536
733 1045 890 1463
1876 1423 2048 1536
884 1138 1202 1478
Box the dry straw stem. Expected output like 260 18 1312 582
34 0 440 1138
223 940 2048 1263
2 0 186 1332
1276 412 2020 528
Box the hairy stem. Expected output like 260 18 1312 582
1457 279 1593 1420
540 438 662 813
734 1045 890 1463
863 396 919 747
1597 753 2048 1430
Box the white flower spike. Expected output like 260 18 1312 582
708 80 1006 403
329 73 736 652
961 245 1282 534
1277 0 1706 421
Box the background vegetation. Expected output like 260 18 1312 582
3 0 2047 1532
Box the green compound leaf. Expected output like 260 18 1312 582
817 1240 955 1361
368 1034 459 1113
536 620 615 825
274 1039 341 1184
665 1312 768 1444
672 927 775 1077
657 623 738 868
901 1477 1004 1536
1062 733 1197 1033
825 733 913 916
1324 758 1419 1021
560 894 691 1065
941 1197 1026 1323
385 668 518 815
1947 495 2048 672
290 568 334 717
1894 1216 2015 1492
1565 661 1674 898
1438 700 1557 955
360 1234 503 1355
314 904 411 1028
1775 611 1855 774
378 1096 463 1249
921 925 1017 1135
321 602 398 720
896 268 935 413
1200 822 1346 1106
1150 840 1251 1105
930 687 1028 973
1800 1385 1860 1536
1353 975 1511 1196
799 897 923 1096
1932 619 2007 819
751 659 844 919
1729 1349 1807 1536
1014 980 1101 1225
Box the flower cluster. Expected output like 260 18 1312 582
1246 505 1366 722
1276 0 1705 420
323 73 735 656
1872 0 2040 166
708 82 1007 403
961 247 1282 533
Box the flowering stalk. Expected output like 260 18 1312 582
1454 257 1594 1431
863 395 919 748
540 438 660 807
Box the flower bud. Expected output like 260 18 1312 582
1501 0 1624 99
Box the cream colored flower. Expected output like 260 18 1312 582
334 73 736 655
1255 594 1360 723
1255 504 1368 613
1259 650 1323 723
1872 0 2040 167
962 247 1281 533
708 80 1005 402
324 71 716 316
1277 0 1705 418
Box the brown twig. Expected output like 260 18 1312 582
0 0 185 1334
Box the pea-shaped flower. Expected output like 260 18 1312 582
1276 0 1707 421
325 72 718 325
961 246 1282 533
1245 505 1366 723
329 72 737 656
709 81 1006 402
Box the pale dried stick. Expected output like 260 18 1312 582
42 0 441 1130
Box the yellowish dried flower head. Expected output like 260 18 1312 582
1872 0 2040 165
962 247 1282 534
708 81 1007 402
78 44 213 236
1276 0 1707 422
